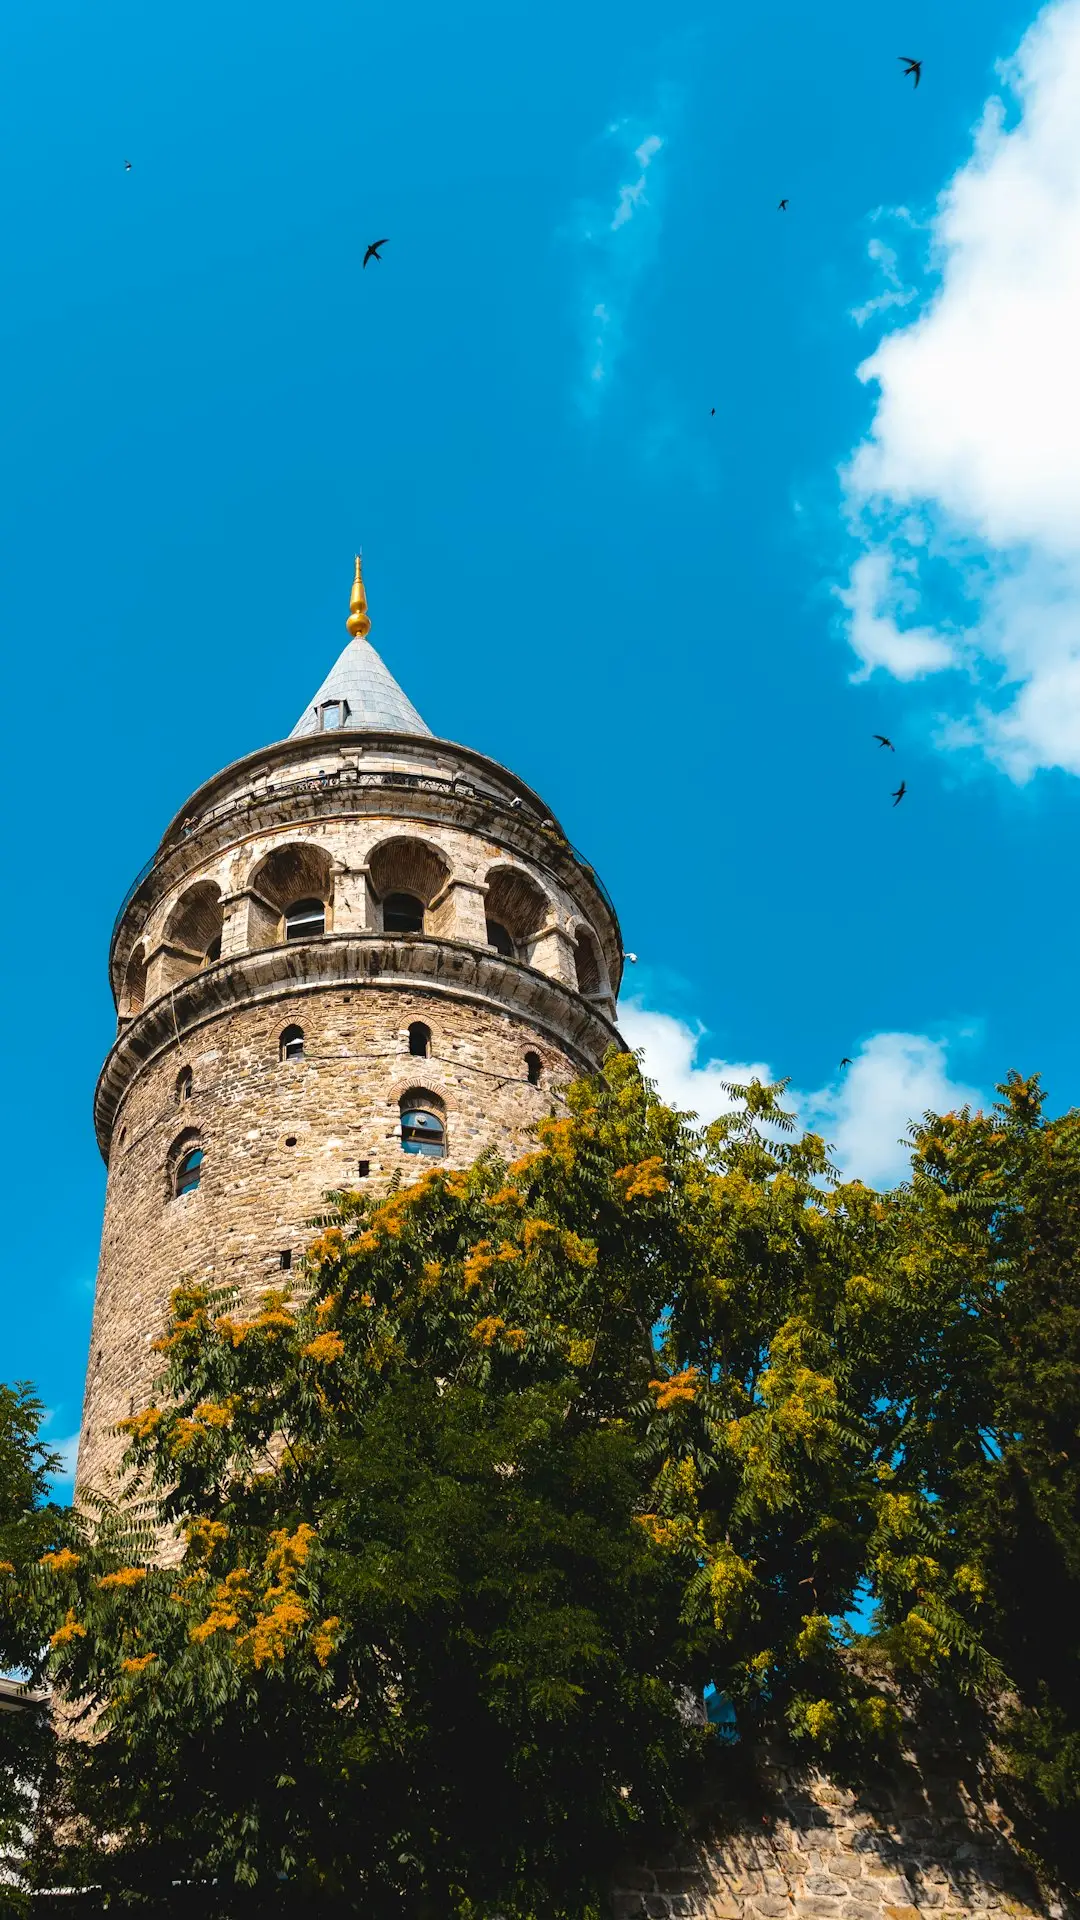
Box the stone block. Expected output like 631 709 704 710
751 1897 795 1917
806 1877 852 1897
795 1898 847 1918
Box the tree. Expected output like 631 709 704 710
0 1385 65 1911
29 1056 1080 1911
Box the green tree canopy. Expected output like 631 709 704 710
29 1055 1080 1914
0 1384 65 1910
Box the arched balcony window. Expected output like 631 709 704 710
383 892 425 935
280 1025 305 1062
486 920 516 958
176 1066 194 1105
400 1092 446 1158
284 898 325 941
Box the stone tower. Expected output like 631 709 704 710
77 559 623 1496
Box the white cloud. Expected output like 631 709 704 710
803 1033 984 1189
851 230 918 330
47 1430 80 1493
620 1003 985 1187
840 0 1080 778
569 120 667 404
618 1002 772 1122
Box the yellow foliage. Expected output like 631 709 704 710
184 1518 229 1560
39 1549 81 1574
216 1291 294 1347
192 1399 237 1430
307 1228 346 1264
536 1115 576 1171
311 1616 341 1667
522 1219 556 1253
96 1567 148 1591
567 1337 595 1368
50 1609 87 1649
614 1157 670 1201
463 1242 494 1291
118 1405 164 1441
636 1513 686 1550
189 1568 252 1643
956 1562 988 1604
471 1315 526 1350
793 1613 833 1660
247 1588 309 1668
120 1654 157 1675
0 1562 14 1576
303 1331 345 1364
706 1542 755 1631
488 1185 524 1209
648 1368 701 1411
314 1292 340 1323
560 1231 597 1268
800 1698 841 1742
265 1525 317 1576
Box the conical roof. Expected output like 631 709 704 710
289 557 432 740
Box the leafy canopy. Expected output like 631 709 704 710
27 1055 1080 1912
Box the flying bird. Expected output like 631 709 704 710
899 56 923 87
778 198 789 211
874 734 894 750
710 407 716 415
891 781 907 807
839 1058 853 1071
124 160 132 172
363 238 389 268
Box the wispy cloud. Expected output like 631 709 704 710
567 116 668 408
619 1001 984 1187
838 0 1080 781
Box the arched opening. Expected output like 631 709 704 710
408 1022 432 1058
121 944 147 1018
280 1024 305 1062
399 1089 446 1158
161 882 225 986
525 1051 542 1087
383 892 425 934
284 898 326 941
484 866 550 962
368 838 453 938
248 844 333 948
574 927 604 998
168 1129 204 1199
176 1066 193 1105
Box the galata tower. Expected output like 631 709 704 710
76 558 623 1496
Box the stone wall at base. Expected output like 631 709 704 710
613 1768 1064 1920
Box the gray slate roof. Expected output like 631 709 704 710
290 635 432 739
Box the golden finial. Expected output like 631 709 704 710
345 553 371 640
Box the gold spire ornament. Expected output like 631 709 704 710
345 553 371 640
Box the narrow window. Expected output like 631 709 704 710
175 1148 204 1197
280 1025 305 1062
408 1022 432 1058
525 1051 541 1087
279 1249 292 1272
284 898 326 941
204 934 222 964
357 1159 370 1179
400 1096 446 1158
486 920 515 957
383 892 425 934
176 1066 193 1104
320 702 342 730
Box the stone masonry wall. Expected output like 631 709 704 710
613 1765 1064 1920
77 981 570 1497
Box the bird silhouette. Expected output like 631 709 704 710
124 160 132 172
839 1058 853 1071
363 238 389 268
778 198 789 211
892 781 907 806
899 56 923 87
874 734 894 750
710 407 716 415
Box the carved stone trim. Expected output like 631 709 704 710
94 934 622 1159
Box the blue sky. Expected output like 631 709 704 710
3 0 1079 1486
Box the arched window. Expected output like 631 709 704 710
280 1025 304 1062
486 920 516 957
204 934 222 965
408 1022 432 1058
284 898 325 941
525 1051 541 1087
176 1066 193 1104
383 892 425 934
574 927 603 997
175 1148 203 1196
400 1092 446 1158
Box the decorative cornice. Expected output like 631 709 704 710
95 935 622 1160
